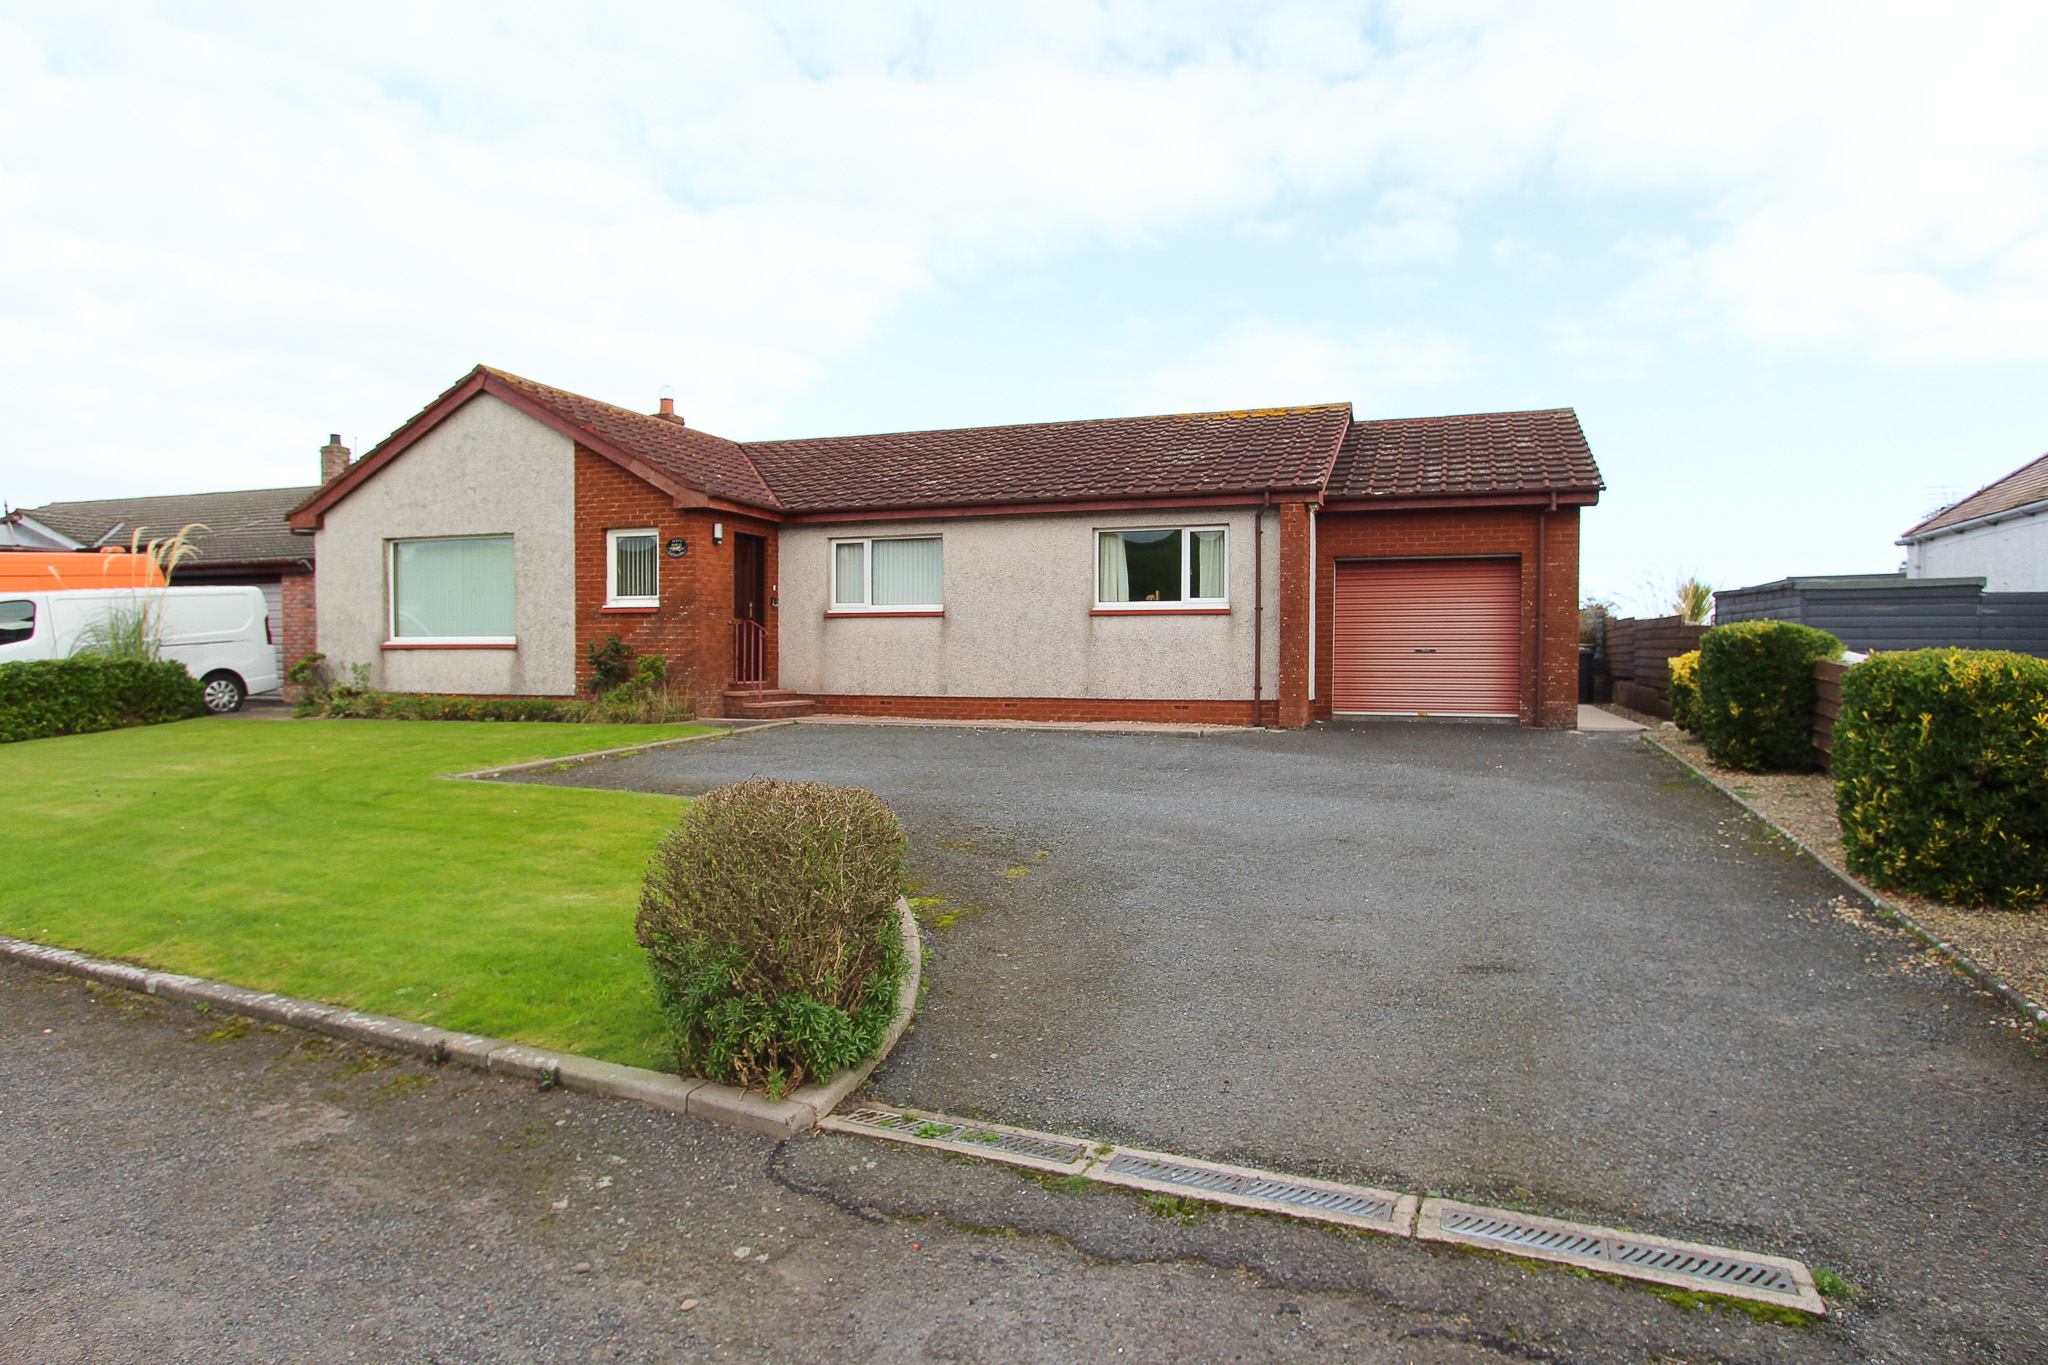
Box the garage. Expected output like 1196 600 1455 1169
1331 557 1520 716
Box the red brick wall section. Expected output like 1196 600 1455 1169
1276 501 1313 728
811 695 1264 725
280 569 317 694
1313 505 1581 728
573 447 781 719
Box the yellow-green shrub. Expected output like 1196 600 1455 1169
1697 621 1842 771
1834 649 2048 909
1668 650 1701 733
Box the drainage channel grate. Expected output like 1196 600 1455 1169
1093 1148 1416 1235
822 1105 1097 1173
1418 1200 1825 1314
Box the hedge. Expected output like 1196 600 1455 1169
636 779 907 1095
1668 649 1701 734
1834 649 2048 909
1696 621 1842 771
0 656 205 743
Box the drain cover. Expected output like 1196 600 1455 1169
1092 1146 1416 1235
822 1105 1097 1173
1417 1199 1825 1314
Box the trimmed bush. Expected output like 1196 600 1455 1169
1834 649 2048 909
0 656 205 743
1668 649 1702 734
636 779 907 1094
1696 621 1842 772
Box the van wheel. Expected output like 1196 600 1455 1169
200 672 246 714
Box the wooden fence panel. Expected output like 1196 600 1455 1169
1814 658 1848 769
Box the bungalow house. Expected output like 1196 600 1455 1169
286 366 1602 726
1900 448 2048 592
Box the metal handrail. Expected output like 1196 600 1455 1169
732 618 767 697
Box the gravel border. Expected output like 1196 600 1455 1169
1642 732 2048 1030
0 894 922 1140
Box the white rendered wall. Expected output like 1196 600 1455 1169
314 394 577 695
1909 512 2048 591
778 508 1280 700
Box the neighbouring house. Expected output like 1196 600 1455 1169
6 474 329 686
285 366 1602 726
1901 448 2048 592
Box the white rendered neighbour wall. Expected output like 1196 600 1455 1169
314 394 577 696
1908 512 2048 591
778 508 1280 701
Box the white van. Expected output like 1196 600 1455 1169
0 586 281 713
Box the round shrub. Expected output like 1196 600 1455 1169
1667 649 1702 734
0 656 205 743
1834 649 2048 909
635 778 907 1093
1696 621 1842 772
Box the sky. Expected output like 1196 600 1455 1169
2 1 2044 612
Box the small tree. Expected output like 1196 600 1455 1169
584 634 634 694
1674 577 1714 626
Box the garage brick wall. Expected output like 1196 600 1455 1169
1313 505 1581 728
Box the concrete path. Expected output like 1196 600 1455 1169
1576 703 1645 732
514 720 2048 1363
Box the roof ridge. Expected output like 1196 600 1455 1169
743 401 1355 449
1352 406 1578 425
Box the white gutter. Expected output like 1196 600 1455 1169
1898 495 2048 545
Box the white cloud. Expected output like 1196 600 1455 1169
2 1 2047 504
1115 322 1467 414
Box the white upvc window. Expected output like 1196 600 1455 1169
388 535 516 643
606 528 660 606
1095 526 1229 609
830 536 943 612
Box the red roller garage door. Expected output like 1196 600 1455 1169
1332 558 1521 715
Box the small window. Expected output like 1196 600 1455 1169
0 599 33 646
1096 527 1227 608
607 528 659 606
389 536 515 641
830 536 943 611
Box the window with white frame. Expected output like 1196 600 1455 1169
831 536 943 611
606 528 659 606
389 536 515 641
1096 526 1228 608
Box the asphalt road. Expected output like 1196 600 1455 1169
0 959 1856 1365
506 719 2048 1363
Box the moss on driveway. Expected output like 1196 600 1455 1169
0 718 713 1068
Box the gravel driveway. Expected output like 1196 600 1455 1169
510 719 2048 1362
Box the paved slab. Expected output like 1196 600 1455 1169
1576 703 1645 732
513 720 2048 1361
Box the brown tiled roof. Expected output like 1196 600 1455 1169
24 486 319 565
740 405 1351 513
1327 408 1602 500
1902 450 2048 539
481 368 780 509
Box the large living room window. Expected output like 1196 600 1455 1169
831 536 943 612
606 528 659 607
389 536 515 642
1096 527 1227 609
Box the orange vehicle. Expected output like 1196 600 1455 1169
0 552 168 593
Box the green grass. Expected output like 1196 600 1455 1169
0 718 716 1068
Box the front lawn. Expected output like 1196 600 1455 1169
1 718 715 1068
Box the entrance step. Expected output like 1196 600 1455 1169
722 688 817 719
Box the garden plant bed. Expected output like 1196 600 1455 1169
0 717 720 1068
1642 723 2048 1020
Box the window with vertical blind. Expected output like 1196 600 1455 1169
1095 527 1227 609
606 528 659 606
829 536 943 612
388 536 515 641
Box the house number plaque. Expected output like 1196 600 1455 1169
665 538 688 557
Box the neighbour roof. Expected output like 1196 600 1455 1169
1326 408 1603 500
1902 449 2048 539
481 368 780 510
20 486 318 566
741 404 1352 513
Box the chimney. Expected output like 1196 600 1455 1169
320 434 351 483
654 384 684 424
